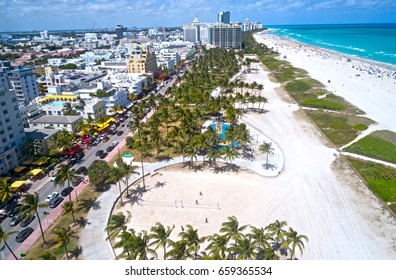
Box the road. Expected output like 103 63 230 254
0 122 130 259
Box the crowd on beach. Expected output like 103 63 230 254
258 33 396 81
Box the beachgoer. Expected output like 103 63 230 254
205 218 208 223
181 225 184 231
199 191 202 196
195 200 199 204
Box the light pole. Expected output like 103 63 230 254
74 190 78 202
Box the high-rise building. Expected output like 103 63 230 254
218 11 230 24
7 67 39 106
115 25 124 40
0 86 26 175
127 43 158 74
209 23 242 49
183 15 202 44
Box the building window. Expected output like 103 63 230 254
0 102 5 106
3 109 7 114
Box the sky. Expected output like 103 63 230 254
0 0 395 32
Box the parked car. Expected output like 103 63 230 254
7 203 22 217
95 150 104 156
111 141 119 147
76 166 88 175
61 187 74 197
45 192 59 203
93 138 101 145
110 129 117 135
16 227 34 243
102 136 110 142
116 130 124 136
9 213 24 226
72 176 83 186
75 152 85 160
99 152 108 159
106 145 115 153
20 215 36 227
49 196 64 208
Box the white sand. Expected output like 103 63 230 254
254 32 396 133
113 47 396 260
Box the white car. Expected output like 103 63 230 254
111 141 119 147
45 192 59 203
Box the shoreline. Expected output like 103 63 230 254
264 29 396 72
254 31 396 133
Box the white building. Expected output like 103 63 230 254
19 102 44 127
85 33 98 42
48 58 66 66
30 115 82 133
80 98 106 121
107 73 147 97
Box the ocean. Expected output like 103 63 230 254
267 23 396 67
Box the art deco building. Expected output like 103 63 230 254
127 43 158 74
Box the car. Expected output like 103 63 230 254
95 150 104 156
106 145 114 153
45 192 59 203
49 196 64 208
116 130 124 136
0 208 7 219
20 215 36 227
72 176 83 186
93 138 101 145
76 166 88 175
68 159 77 166
75 152 85 160
9 213 24 226
102 136 110 142
16 227 34 243
110 129 117 135
7 203 22 217
111 140 119 147
61 187 74 197
99 152 108 159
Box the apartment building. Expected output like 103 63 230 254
127 43 158 74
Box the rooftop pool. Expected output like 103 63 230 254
48 101 65 106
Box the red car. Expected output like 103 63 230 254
117 130 124 136
102 136 110 142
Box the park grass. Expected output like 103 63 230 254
347 157 396 214
352 124 369 131
301 98 346 111
25 185 103 259
371 130 396 146
284 80 312 93
305 110 374 147
345 133 396 164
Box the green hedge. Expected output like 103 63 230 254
284 80 312 93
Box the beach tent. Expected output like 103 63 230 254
29 169 43 176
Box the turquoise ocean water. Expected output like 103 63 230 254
267 23 396 67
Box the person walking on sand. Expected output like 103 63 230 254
205 218 208 223
196 200 199 204
199 191 202 196
181 225 184 231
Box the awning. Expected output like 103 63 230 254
11 181 26 189
96 117 116 129
14 166 26 173
83 138 91 143
29 168 43 176
32 157 49 165
22 159 34 165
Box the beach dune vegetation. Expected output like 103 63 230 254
301 98 346 111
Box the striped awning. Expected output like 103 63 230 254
29 168 43 176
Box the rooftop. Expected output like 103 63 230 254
30 115 82 125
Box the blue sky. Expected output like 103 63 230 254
0 0 395 32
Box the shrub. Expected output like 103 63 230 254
285 80 311 93
301 98 346 111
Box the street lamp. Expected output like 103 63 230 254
74 190 78 202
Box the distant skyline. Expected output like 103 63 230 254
1 0 395 32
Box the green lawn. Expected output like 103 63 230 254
347 157 396 213
301 98 346 111
284 80 312 93
345 134 396 164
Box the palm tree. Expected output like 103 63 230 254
116 158 139 197
62 201 76 225
114 229 136 259
248 226 272 259
179 224 205 259
133 230 157 260
166 240 193 260
149 222 175 259
52 226 77 260
220 216 248 247
21 138 43 159
62 102 78 116
107 166 125 204
230 235 256 260
0 226 18 260
206 147 222 167
205 233 229 260
221 146 239 164
105 212 131 240
281 228 309 260
266 220 288 250
0 179 15 204
259 141 274 169
54 164 77 202
17 192 48 244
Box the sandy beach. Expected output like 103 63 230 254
254 32 396 133
112 54 396 260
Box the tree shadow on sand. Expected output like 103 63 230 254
156 154 173 162
75 217 90 228
192 163 204 173
78 198 101 213
70 246 84 259
154 181 166 188
262 163 277 171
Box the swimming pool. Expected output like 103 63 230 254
209 123 237 147
48 101 65 106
